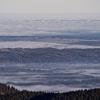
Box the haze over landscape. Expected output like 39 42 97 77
0 0 100 98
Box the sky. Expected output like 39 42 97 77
0 0 100 14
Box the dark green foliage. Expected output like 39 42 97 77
0 83 100 100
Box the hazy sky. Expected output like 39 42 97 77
0 0 100 14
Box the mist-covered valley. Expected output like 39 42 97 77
0 16 100 92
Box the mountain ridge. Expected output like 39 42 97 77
0 48 100 63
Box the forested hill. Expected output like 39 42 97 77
0 48 100 63
0 83 100 100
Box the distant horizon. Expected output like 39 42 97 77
0 13 100 36
0 13 100 17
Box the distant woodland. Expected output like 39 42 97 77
0 48 100 63
0 83 100 100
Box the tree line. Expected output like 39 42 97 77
0 83 100 100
